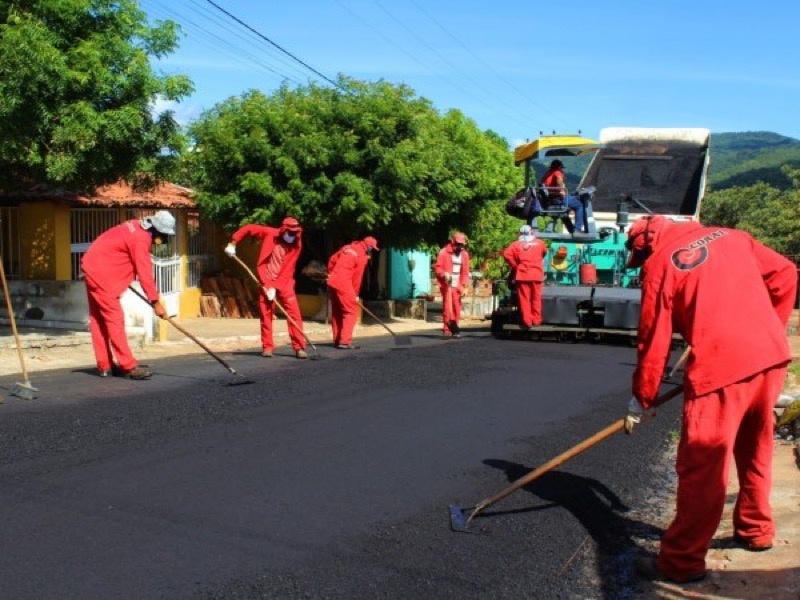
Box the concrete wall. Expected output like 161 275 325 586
0 280 154 341
0 280 89 330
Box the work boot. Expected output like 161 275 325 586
119 366 153 380
97 368 112 378
295 349 308 360
336 343 359 350
261 350 273 358
733 533 773 552
635 556 706 583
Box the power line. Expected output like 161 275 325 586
372 0 534 128
142 0 304 86
204 0 342 90
181 0 312 82
407 0 579 133
336 0 531 131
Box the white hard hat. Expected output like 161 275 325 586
142 210 176 235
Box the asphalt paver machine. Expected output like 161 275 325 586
492 127 711 342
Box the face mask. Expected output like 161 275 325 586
282 233 296 244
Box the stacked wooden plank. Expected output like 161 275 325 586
199 273 259 318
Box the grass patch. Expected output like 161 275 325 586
789 359 800 380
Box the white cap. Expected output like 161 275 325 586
142 210 176 235
519 224 532 235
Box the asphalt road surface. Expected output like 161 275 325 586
0 331 683 599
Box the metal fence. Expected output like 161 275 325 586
70 208 120 280
186 209 219 288
0 206 21 279
153 256 182 295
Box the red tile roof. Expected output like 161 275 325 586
0 181 196 208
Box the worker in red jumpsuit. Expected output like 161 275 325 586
81 211 173 379
622 215 796 583
225 217 308 359
434 232 471 338
502 225 548 328
327 236 379 349
540 159 585 232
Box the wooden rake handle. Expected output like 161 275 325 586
468 384 685 522
127 286 238 375
0 254 30 382
667 345 691 379
357 300 398 338
228 254 319 354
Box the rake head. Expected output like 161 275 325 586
448 504 481 533
10 380 38 401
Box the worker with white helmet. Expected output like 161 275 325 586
434 232 470 338
81 210 175 379
502 224 548 328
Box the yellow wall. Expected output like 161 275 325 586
297 293 322 317
179 287 202 318
20 201 71 280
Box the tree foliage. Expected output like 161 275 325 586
187 77 520 259
0 0 193 191
700 165 800 255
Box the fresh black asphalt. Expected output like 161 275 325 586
0 331 683 599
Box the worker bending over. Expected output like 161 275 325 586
327 236 380 349
225 217 308 359
81 211 174 380
623 215 796 583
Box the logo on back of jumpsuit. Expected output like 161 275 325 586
670 230 727 271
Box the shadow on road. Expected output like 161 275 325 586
483 458 663 599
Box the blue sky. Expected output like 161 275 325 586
142 0 800 147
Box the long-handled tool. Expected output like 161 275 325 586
357 300 412 346
444 285 461 336
449 384 685 532
0 255 38 400
229 255 322 359
664 345 691 381
128 286 253 385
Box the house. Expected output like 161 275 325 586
0 181 223 342
0 182 442 345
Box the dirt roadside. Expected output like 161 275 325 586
640 325 800 600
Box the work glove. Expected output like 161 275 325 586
224 243 236 257
624 396 655 435
265 287 276 302
151 299 167 319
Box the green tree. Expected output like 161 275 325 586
187 77 519 258
700 166 800 255
0 0 193 190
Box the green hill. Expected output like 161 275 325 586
708 131 800 191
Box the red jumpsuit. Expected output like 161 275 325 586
327 241 370 346
81 220 159 372
434 243 471 335
633 221 796 581
502 237 547 327
231 224 306 353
